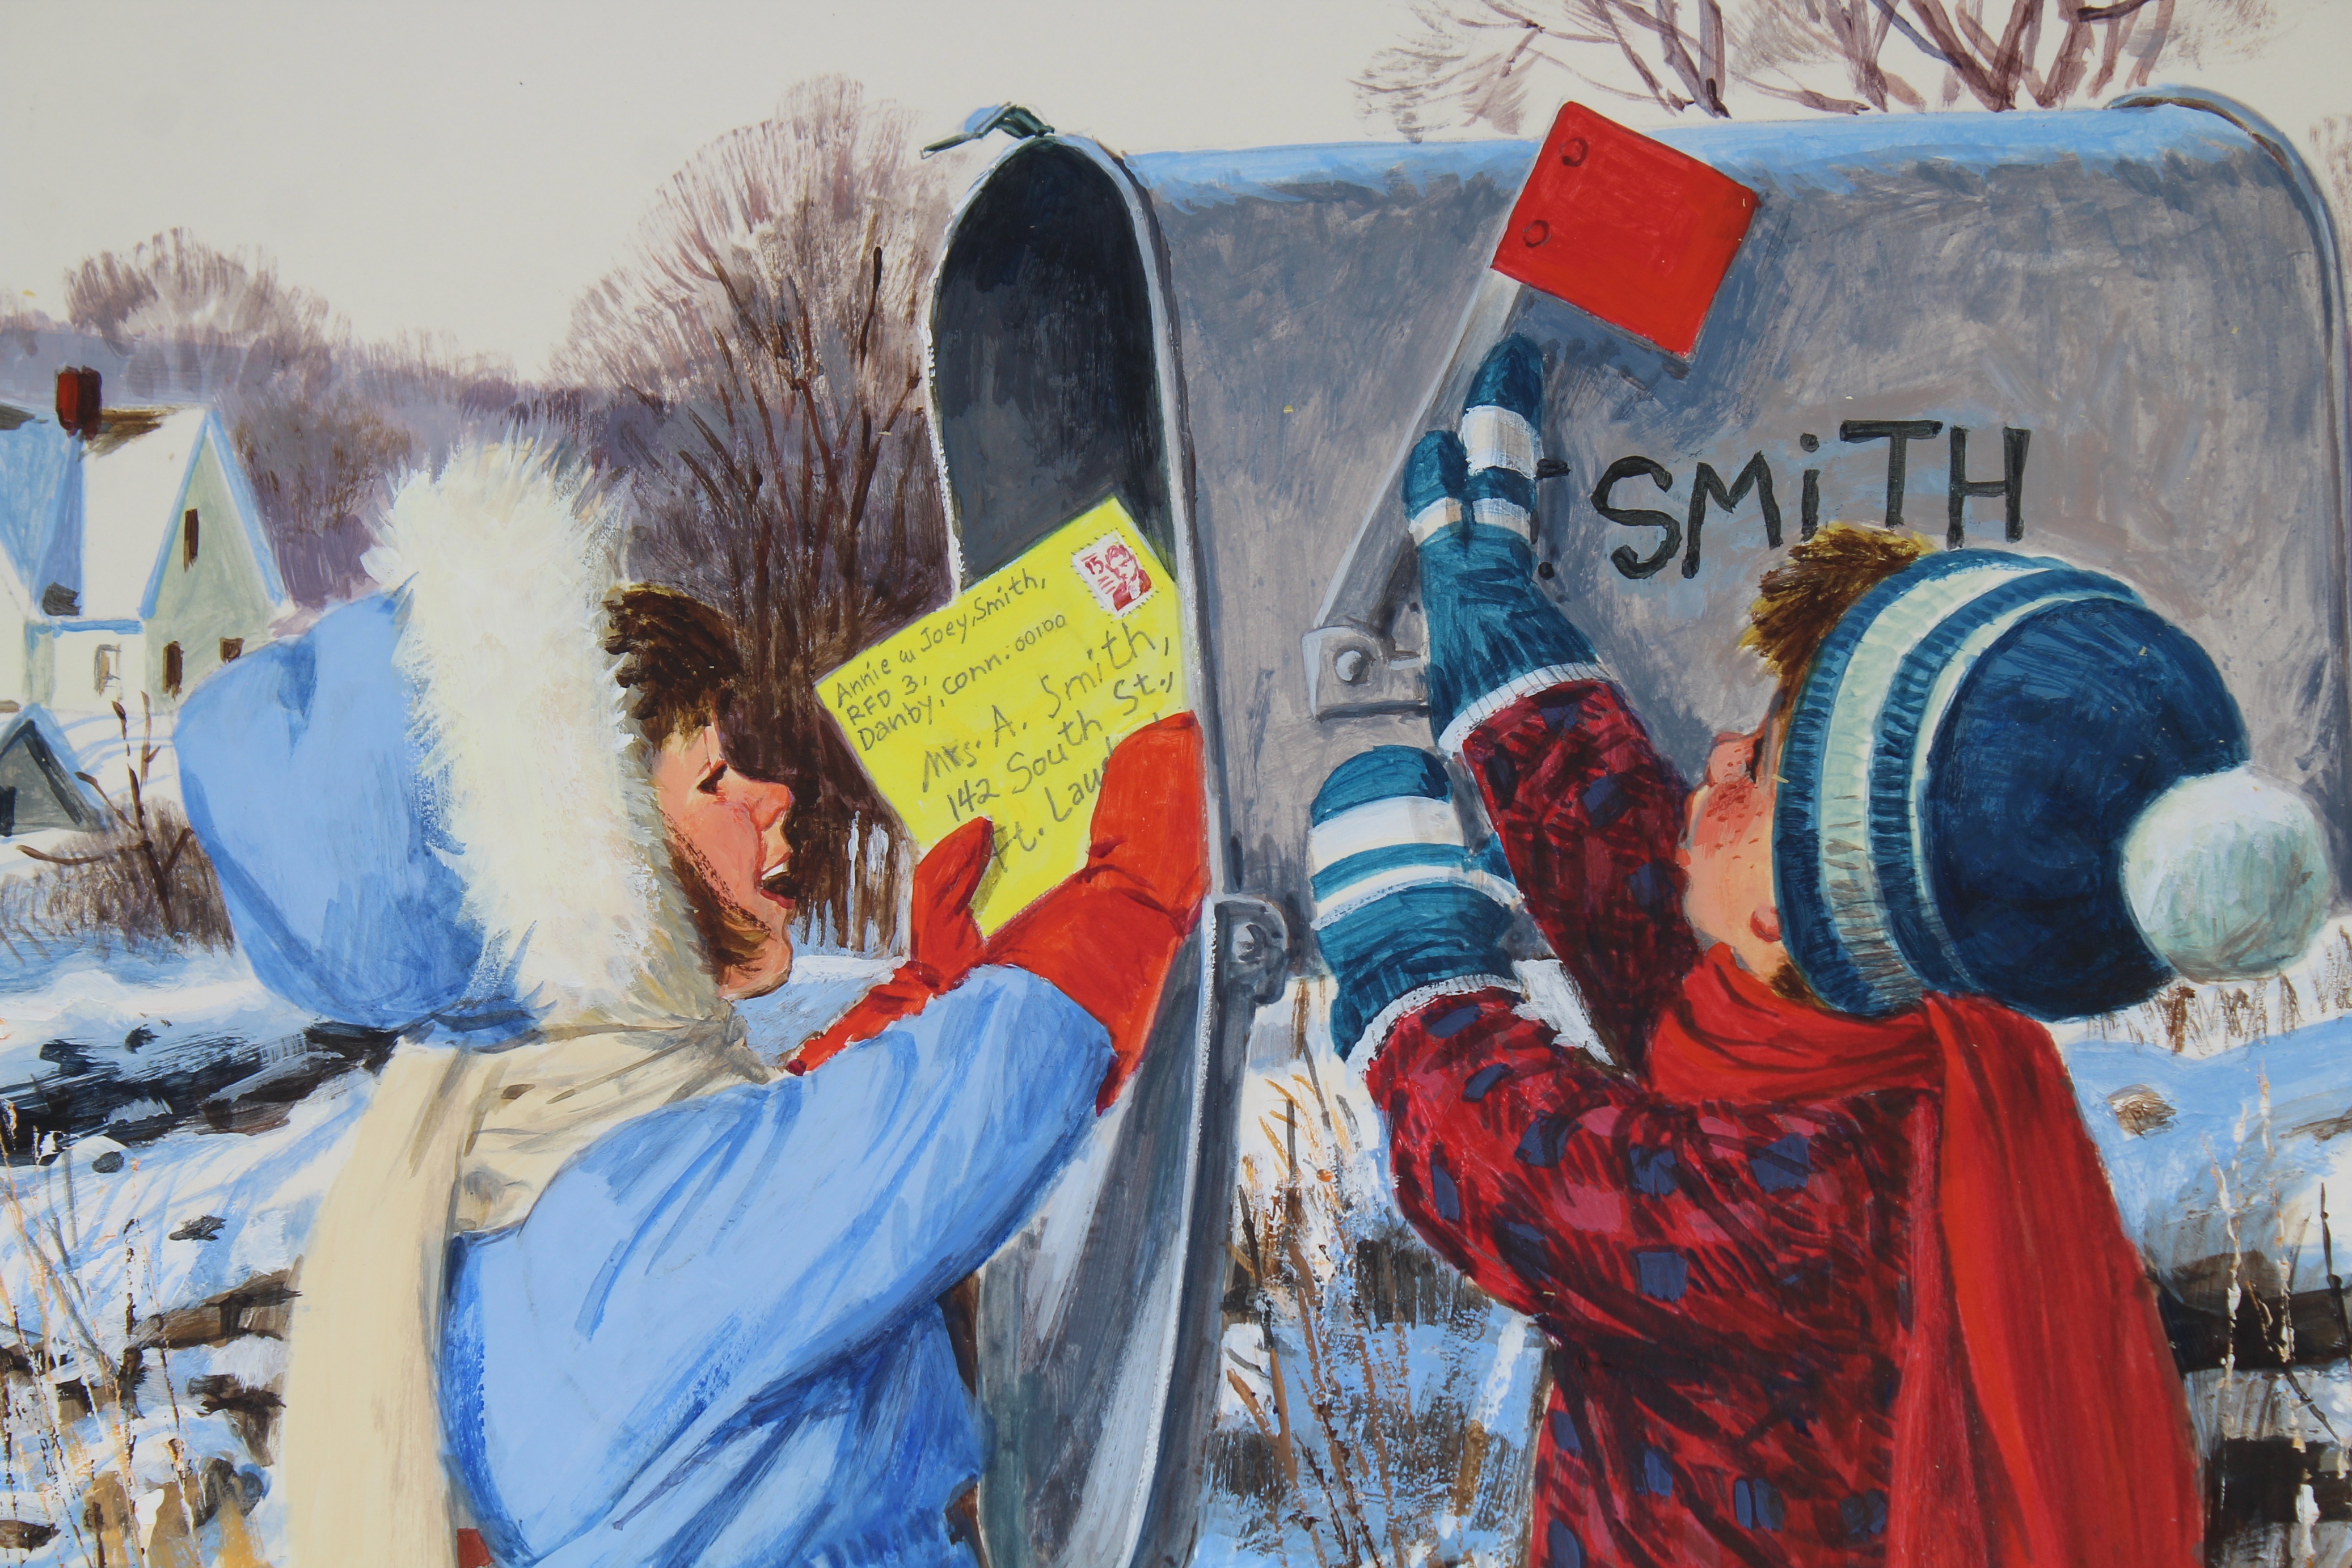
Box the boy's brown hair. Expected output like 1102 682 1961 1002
1741 525 1931 1005
1742 524 1933 694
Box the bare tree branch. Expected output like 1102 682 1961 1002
552 77 957 946
2126 0 2176 87
1749 78 1875 111
1869 0 1954 62
1589 0 1696 112
1356 0 2238 131
1521 43 1693 104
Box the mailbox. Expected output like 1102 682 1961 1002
927 88 2349 1567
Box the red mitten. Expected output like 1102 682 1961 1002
983 713 1209 1108
788 817 993 1075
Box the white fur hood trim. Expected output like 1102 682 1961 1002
366 441 715 1029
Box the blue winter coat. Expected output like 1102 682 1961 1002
176 593 1115 1567
440 967 1110 1568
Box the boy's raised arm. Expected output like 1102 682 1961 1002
1402 335 1700 1063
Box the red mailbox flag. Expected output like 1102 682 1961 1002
1493 103 1758 358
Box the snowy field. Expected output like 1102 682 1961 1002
3 925 2352 1565
0 946 889 1566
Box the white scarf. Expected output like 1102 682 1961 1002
279 1017 769 1568
269 443 742 1565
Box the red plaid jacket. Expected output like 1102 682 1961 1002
1366 682 1919 1567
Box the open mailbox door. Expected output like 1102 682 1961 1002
927 90 2350 1567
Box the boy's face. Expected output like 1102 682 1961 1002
1682 704 1790 981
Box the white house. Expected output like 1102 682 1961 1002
0 377 288 722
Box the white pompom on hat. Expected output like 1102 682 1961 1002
2122 764 2330 982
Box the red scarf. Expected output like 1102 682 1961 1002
1646 947 2201 1567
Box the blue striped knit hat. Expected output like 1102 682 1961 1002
1776 549 2330 1020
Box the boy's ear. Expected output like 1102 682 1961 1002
1749 907 1782 944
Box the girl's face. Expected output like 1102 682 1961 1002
649 722 798 998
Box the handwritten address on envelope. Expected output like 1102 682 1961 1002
818 498 1188 931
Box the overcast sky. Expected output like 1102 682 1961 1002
4 0 2348 377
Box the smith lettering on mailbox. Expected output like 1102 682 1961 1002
1591 420 2033 580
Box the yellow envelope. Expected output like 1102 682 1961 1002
818 498 1188 930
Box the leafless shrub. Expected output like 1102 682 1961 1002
0 703 231 958
1360 0 1733 135
1213 995 1542 1566
2318 928 2352 1016
1360 0 2267 136
2160 0 2278 66
65 234 336 356
556 77 961 949
0 1129 268 1566
2071 925 2352 1055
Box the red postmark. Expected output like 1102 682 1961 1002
1072 534 1155 618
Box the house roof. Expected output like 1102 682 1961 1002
0 703 107 831
0 402 286 622
0 406 72 607
78 407 212 621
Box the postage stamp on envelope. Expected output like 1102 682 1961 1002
1071 532 1156 618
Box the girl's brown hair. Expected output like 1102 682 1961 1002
603 584 745 746
603 584 771 974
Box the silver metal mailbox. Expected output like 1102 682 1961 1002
925 88 2350 1567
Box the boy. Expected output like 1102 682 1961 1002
1310 338 2329 1566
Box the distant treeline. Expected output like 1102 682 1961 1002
1 77 977 950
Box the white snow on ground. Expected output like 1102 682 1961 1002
2067 1021 2352 1297
12 916 2352 1565
0 944 361 1565
2054 918 2352 1304
1202 937 2352 1567
0 946 894 1565
0 1071 369 1566
1199 973 1561 1568
1 1072 367 1343
0 951 898 1325
0 946 315 1084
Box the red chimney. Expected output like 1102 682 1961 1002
53 367 100 438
